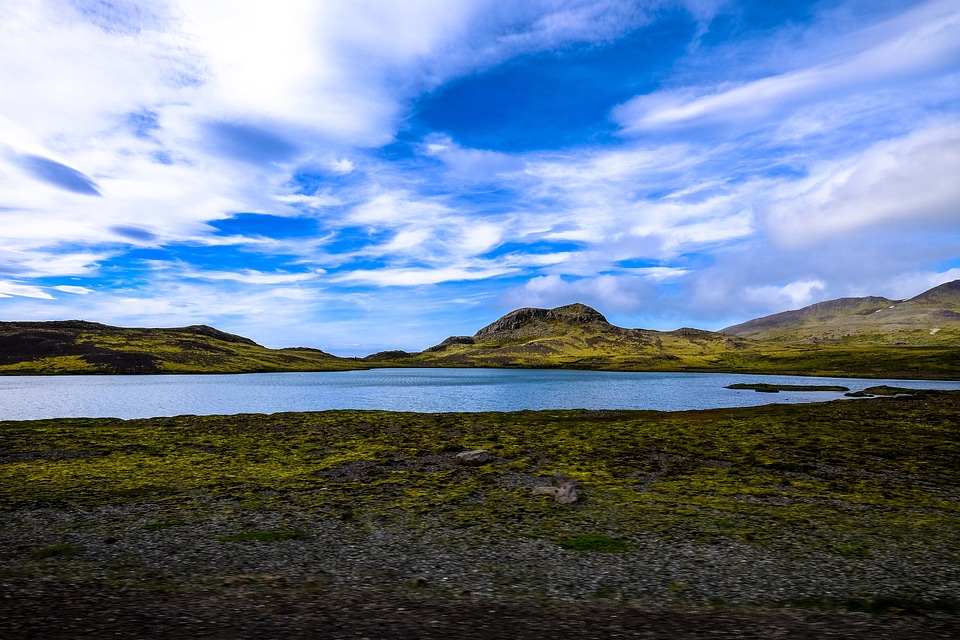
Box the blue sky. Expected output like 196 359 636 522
1 0 959 355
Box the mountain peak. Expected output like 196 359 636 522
474 303 608 341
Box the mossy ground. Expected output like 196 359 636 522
3 392 958 559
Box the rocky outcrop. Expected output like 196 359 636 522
362 350 414 360
424 336 476 352
184 325 260 346
473 304 609 341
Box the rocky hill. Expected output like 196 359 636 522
365 303 760 371
723 280 960 345
0 320 362 374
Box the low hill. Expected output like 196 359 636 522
363 300 960 379
365 303 763 371
723 280 960 345
0 320 363 374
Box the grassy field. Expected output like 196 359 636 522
369 332 960 380
2 391 959 612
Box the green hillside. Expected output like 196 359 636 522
0 320 363 374
366 304 747 368
723 280 960 346
362 302 960 379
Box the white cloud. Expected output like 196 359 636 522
613 0 960 133
335 265 514 287
184 268 320 285
276 193 342 209
421 134 524 181
0 247 109 278
1 0 958 352
743 279 826 311
886 268 960 300
0 280 55 299
330 158 355 174
764 122 960 246
52 285 93 295
517 144 756 259
348 192 451 227
499 271 686 314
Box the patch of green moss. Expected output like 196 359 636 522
560 534 631 552
833 543 872 558
32 543 82 559
0 355 98 374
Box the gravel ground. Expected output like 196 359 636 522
3 579 960 639
2 498 959 638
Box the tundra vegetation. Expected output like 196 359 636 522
2 391 958 613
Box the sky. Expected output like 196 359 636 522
1 0 959 356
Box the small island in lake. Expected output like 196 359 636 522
726 383 850 393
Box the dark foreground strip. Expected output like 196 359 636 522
2 580 959 639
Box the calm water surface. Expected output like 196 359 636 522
1 369 959 421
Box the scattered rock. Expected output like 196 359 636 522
455 450 492 466
532 472 579 504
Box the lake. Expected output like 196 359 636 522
1 369 959 421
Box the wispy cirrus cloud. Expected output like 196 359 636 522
613 0 960 133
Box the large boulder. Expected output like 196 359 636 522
455 449 492 466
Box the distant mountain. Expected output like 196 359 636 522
0 320 362 374
723 280 960 345
4 280 960 379
363 292 960 378
365 303 759 371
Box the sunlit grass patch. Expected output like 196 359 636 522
833 543 872 558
